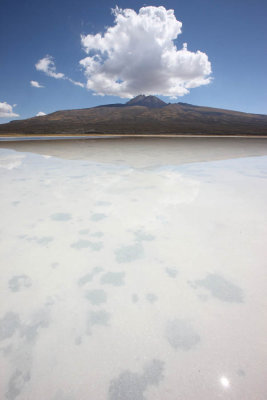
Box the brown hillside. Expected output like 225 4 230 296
0 96 267 136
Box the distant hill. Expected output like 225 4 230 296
0 95 267 136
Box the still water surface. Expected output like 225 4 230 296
0 138 267 399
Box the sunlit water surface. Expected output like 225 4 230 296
0 138 267 400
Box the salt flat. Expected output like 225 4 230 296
0 138 267 400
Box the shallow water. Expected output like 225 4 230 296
0 138 267 399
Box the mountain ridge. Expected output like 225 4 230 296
94 95 167 109
1 95 267 136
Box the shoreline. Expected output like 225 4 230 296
1 133 267 141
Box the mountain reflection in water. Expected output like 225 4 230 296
0 137 267 400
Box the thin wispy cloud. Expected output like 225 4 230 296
68 78 85 88
30 80 44 88
35 55 84 88
0 102 19 118
35 55 65 79
80 6 212 98
36 111 46 116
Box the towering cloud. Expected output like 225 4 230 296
0 102 19 118
80 6 212 98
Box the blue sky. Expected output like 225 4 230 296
0 0 267 123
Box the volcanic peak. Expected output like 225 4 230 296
126 95 167 108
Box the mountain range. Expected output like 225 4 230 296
0 95 267 136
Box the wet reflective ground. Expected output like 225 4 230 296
0 138 267 399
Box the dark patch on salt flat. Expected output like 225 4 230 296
71 240 103 251
0 312 20 340
79 229 90 235
8 275 32 292
146 293 158 303
115 242 144 263
165 319 200 350
91 231 104 238
165 268 178 278
90 213 107 222
87 310 110 335
77 267 103 286
50 213 72 221
85 289 107 305
6 369 30 400
237 369 246 377
20 309 50 343
190 273 244 303
100 272 125 286
108 359 164 400
134 230 155 242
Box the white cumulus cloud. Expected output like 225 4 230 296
30 80 44 88
35 55 65 79
80 6 212 98
36 111 46 116
0 102 19 118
